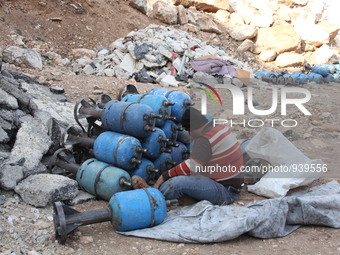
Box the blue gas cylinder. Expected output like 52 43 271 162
101 100 156 138
312 65 329 77
170 142 190 165
153 153 176 174
76 158 131 201
161 120 180 141
109 188 166 232
140 127 169 160
121 94 173 127
146 88 191 122
131 158 158 182
94 131 144 170
323 74 334 83
177 128 191 145
333 73 340 83
254 71 272 78
307 73 324 84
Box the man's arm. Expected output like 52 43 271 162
162 137 212 181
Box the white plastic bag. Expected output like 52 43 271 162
245 127 324 197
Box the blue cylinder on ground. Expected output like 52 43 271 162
76 158 131 201
170 142 190 165
312 65 329 77
109 188 167 232
153 153 174 174
140 127 168 160
101 100 156 138
254 71 272 78
161 120 179 141
307 73 324 84
333 73 340 83
177 128 190 145
146 88 191 122
94 131 143 170
121 94 171 127
131 158 157 182
324 74 334 83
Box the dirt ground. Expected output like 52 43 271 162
1 0 340 254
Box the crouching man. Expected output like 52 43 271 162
153 107 244 205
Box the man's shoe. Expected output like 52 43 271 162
132 175 150 189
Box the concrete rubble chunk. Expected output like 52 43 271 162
259 50 277 62
256 25 301 54
8 117 52 173
173 0 230 12
0 127 9 143
0 87 19 110
192 71 219 86
65 190 96 206
2 46 43 70
0 164 24 190
152 1 178 25
275 52 305 67
14 174 78 207
119 53 137 74
229 25 257 41
160 74 180 87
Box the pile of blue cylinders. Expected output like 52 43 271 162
254 64 340 85
70 87 193 192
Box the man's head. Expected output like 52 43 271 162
181 107 208 138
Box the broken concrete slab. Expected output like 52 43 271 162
0 87 18 110
65 190 96 206
14 174 78 207
8 117 52 172
119 53 137 74
0 164 24 190
2 46 43 70
0 127 9 143
160 75 180 87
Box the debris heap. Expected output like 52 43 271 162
74 25 251 87
0 66 79 207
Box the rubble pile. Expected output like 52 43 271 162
129 0 340 68
74 25 251 87
0 65 79 207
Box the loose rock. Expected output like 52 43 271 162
14 174 78 207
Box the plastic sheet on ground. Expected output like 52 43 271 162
119 181 340 243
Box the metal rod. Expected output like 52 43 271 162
65 208 112 226
69 134 95 148
120 178 132 187
165 116 177 121
163 101 175 106
79 107 102 119
55 159 79 174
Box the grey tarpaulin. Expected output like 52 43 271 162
119 181 340 243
